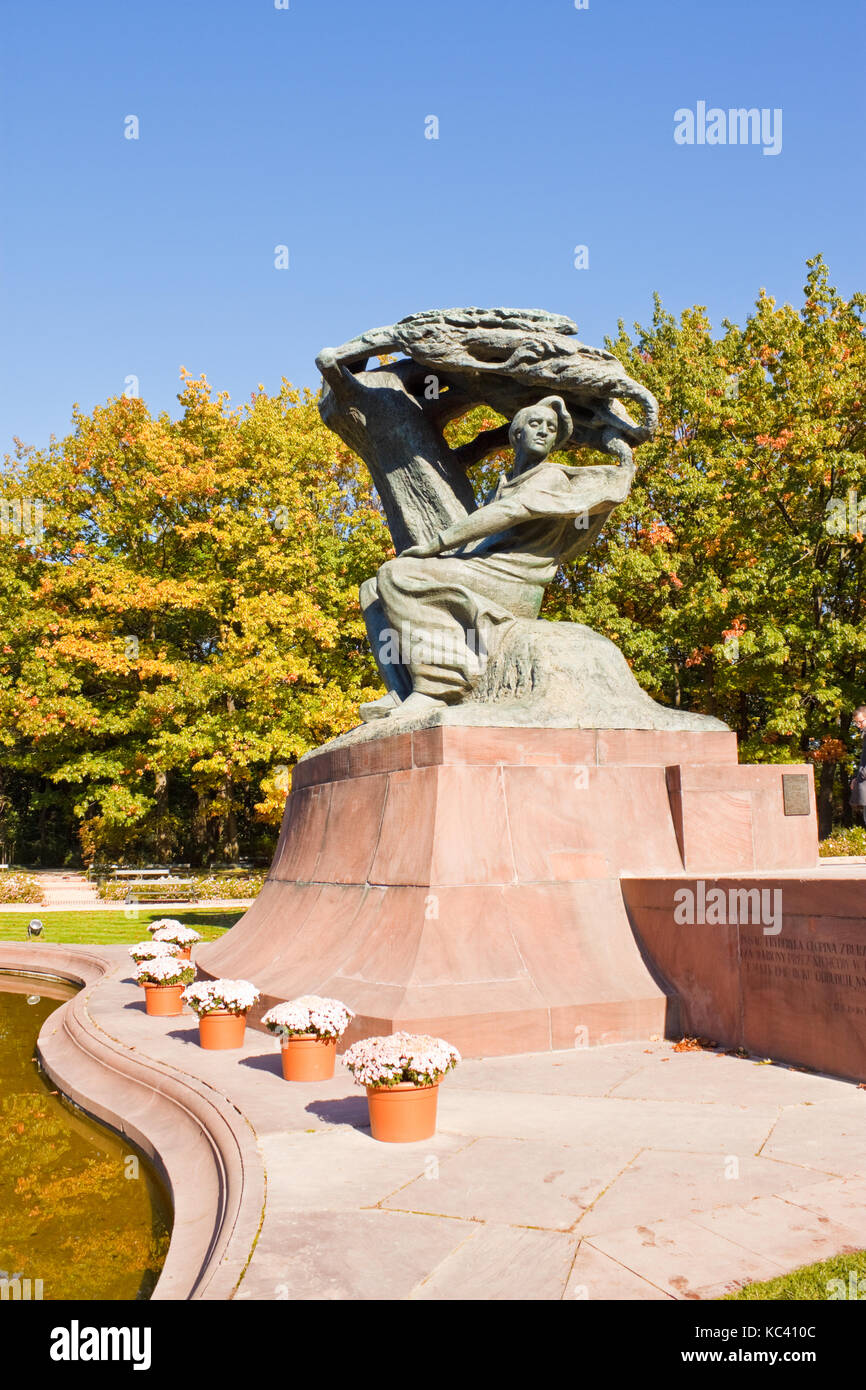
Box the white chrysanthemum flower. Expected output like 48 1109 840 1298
135 956 195 986
342 1032 460 1089
152 924 201 946
181 978 260 1017
128 940 181 962
261 995 354 1040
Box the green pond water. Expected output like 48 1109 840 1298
0 975 172 1299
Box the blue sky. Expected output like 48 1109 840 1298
1 0 863 455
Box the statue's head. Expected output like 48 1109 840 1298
508 396 573 468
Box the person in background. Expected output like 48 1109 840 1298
849 706 866 828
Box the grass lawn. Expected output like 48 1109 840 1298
0 908 243 945
724 1248 866 1300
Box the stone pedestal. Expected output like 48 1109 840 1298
624 871 866 1082
197 726 819 1058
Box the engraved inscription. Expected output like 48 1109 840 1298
741 936 866 1018
782 773 810 816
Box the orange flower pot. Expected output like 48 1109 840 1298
198 1010 247 1049
366 1081 439 1143
177 947 192 961
280 1034 337 1081
143 983 184 1017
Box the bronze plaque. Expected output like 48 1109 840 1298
782 773 810 816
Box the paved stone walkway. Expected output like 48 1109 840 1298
31 869 100 909
83 955 866 1301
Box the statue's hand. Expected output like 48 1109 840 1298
400 538 441 559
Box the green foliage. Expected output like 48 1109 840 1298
0 375 389 864
818 824 866 857
724 1248 866 1301
549 257 866 771
95 872 264 901
191 872 264 899
0 870 44 902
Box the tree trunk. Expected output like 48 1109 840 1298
153 770 171 862
37 792 48 866
192 791 209 867
817 760 836 840
216 779 239 862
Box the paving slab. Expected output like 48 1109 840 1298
438 1087 780 1154
759 1101 866 1176
607 1050 854 1107
564 1241 674 1300
381 1135 640 1230
783 1176 866 1231
409 1224 578 1301
574 1148 831 1237
236 1210 471 1301
257 1128 474 1213
586 1218 786 1300
448 1045 658 1097
688 1194 864 1268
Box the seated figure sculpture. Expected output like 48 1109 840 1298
361 395 633 721
316 307 726 734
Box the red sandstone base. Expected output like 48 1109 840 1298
624 873 866 1082
197 725 831 1060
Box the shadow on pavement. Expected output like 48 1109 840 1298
238 1052 283 1076
304 1096 370 1130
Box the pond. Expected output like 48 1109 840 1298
0 973 172 1300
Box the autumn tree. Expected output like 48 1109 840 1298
549 256 866 829
0 375 389 864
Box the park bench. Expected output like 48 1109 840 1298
120 876 199 904
110 867 170 878
89 864 168 882
96 866 199 903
